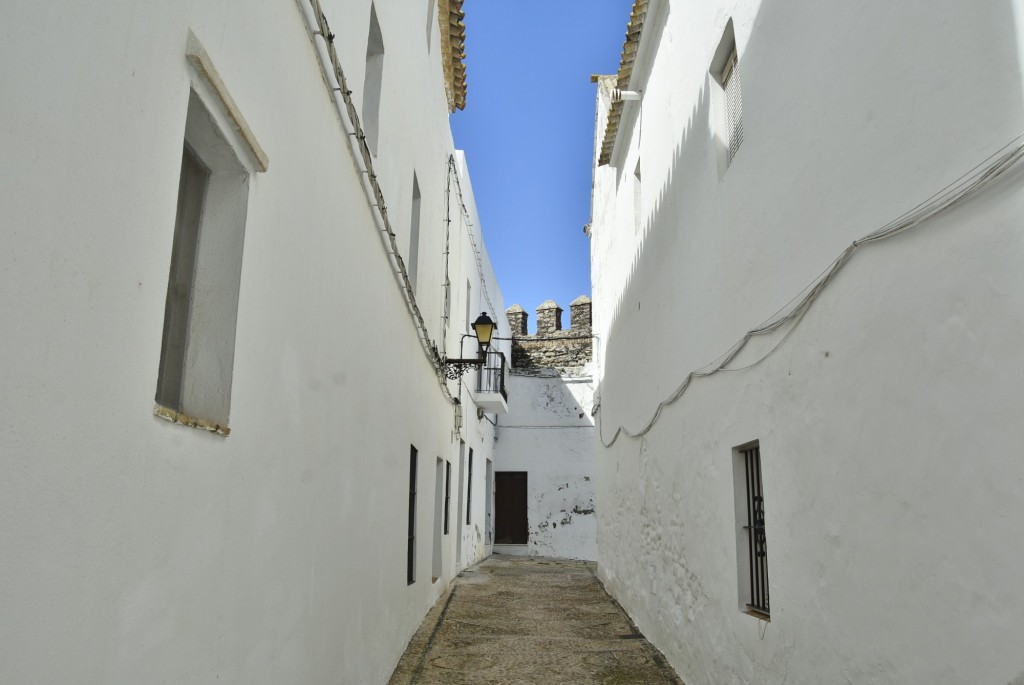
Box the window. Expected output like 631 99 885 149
432 458 444 582
710 19 743 168
409 173 422 291
465 280 473 333
408 445 418 585
466 448 474 525
444 460 451 534
363 4 385 155
157 145 207 414
156 86 252 432
733 440 769 619
426 0 436 50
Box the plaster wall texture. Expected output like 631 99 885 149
590 1 1024 684
0 1 505 683
494 369 597 561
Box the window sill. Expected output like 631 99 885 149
742 606 770 622
154 404 230 436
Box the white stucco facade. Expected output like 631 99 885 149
590 1 1024 684
0 1 506 683
493 367 597 561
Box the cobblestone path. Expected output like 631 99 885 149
388 555 684 685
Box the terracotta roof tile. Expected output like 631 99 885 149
439 0 468 111
598 0 648 165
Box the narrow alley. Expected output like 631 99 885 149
388 556 683 685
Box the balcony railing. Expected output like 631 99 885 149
475 350 508 401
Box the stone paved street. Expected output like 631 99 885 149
388 556 684 685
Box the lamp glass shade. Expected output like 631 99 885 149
471 312 495 352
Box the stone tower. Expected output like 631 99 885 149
505 297 592 370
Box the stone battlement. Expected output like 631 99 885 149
507 296 592 370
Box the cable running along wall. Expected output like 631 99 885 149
445 155 499 329
296 0 460 402
596 132 1024 447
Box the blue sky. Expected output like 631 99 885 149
451 1 631 333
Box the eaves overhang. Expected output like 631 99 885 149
598 0 648 166
439 0 468 111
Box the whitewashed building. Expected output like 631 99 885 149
0 1 509 683
492 299 598 561
590 1 1024 683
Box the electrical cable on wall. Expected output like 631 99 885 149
297 0 457 403
596 132 1024 448
446 155 499 326
440 159 455 345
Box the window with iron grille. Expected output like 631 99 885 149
407 446 417 585
734 440 769 619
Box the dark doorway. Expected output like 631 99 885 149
494 472 529 544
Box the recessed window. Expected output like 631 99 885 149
409 173 422 291
426 0 436 50
363 4 385 155
408 445 418 585
444 460 451 534
432 458 444 582
466 448 474 525
156 89 250 431
733 440 769 619
710 19 743 168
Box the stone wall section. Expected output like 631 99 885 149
507 296 592 371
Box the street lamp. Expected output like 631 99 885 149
442 312 496 380
470 312 495 354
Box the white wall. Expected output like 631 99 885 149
493 368 597 560
591 1 1024 683
450 150 510 568
0 1 504 683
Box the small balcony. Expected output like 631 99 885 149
474 350 508 414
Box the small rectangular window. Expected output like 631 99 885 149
721 50 743 165
466 448 474 525
408 445 418 585
363 4 385 155
710 19 743 168
444 460 451 534
733 440 769 619
409 173 421 291
426 0 436 50
432 457 444 582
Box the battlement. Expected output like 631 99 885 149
506 296 592 370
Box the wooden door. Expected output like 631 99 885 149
494 472 528 544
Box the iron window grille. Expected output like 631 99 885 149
475 350 508 400
741 443 769 617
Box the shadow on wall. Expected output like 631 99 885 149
496 363 596 559
598 0 1024 439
